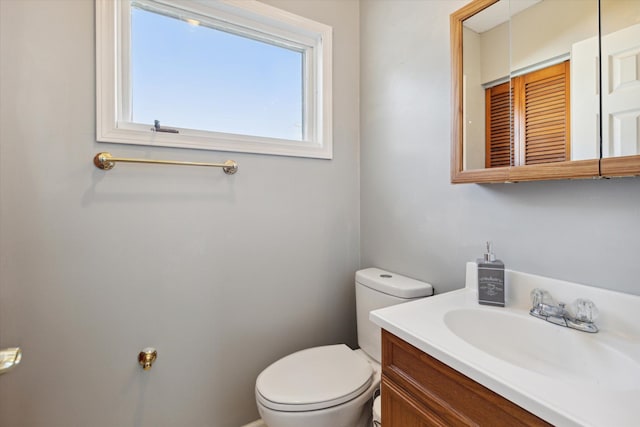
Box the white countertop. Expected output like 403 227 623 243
370 263 640 427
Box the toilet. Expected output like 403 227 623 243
255 268 434 427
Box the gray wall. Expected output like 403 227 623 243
0 1 359 426
360 0 640 297
3 0 640 426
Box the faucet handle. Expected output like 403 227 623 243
530 288 554 308
570 298 599 323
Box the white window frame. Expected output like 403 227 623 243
96 0 333 159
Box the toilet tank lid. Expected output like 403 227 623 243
356 268 434 298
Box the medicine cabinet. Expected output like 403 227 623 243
451 0 640 183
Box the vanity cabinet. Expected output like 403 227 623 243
381 330 551 427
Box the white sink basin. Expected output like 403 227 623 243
443 308 640 391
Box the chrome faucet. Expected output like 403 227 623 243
529 288 599 333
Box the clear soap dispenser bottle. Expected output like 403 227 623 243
477 242 505 307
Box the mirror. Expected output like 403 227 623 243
461 0 510 171
452 0 601 183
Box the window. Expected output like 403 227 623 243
96 0 333 158
486 61 570 167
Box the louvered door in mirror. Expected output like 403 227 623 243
485 81 513 168
515 61 570 166
486 61 570 168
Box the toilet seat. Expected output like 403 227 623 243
256 344 373 412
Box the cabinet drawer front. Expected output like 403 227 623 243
382 330 550 426
382 378 450 427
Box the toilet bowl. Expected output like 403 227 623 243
373 394 381 427
255 268 433 427
256 346 380 427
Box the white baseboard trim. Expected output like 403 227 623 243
241 420 267 427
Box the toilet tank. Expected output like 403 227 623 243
356 268 433 363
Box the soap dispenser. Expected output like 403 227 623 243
477 242 505 307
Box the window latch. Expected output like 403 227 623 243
151 120 179 134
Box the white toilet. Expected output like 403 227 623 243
255 268 434 427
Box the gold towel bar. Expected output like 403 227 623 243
93 152 238 175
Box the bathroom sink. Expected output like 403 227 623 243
371 262 640 426
443 308 640 391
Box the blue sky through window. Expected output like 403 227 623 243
131 6 304 141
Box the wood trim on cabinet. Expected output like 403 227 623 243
451 167 510 184
600 155 640 177
381 330 552 427
453 160 599 184
507 158 600 181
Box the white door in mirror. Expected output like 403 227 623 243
602 23 640 157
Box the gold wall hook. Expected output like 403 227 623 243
138 348 157 371
0 347 22 375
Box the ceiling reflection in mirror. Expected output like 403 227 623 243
600 0 640 158
461 0 599 171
